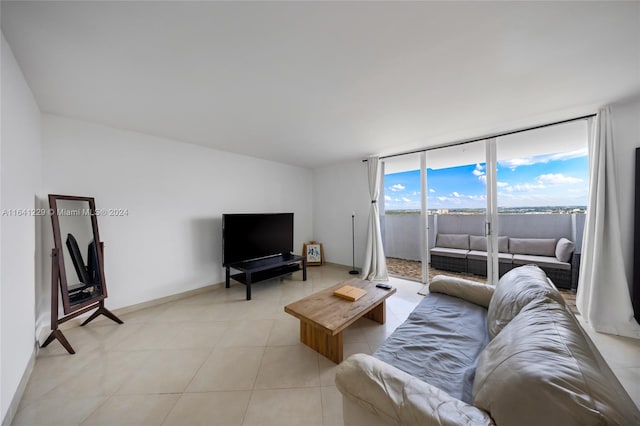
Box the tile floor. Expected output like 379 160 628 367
11 264 640 425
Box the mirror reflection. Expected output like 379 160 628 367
56 199 102 307
44 194 121 354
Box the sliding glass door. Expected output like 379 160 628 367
427 140 496 283
495 120 589 287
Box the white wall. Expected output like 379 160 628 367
38 115 314 338
313 160 370 267
0 34 42 423
611 96 640 292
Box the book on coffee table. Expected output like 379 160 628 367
333 285 367 301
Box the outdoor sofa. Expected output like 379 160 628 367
429 233 576 289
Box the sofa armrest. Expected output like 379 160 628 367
429 275 495 308
335 354 495 426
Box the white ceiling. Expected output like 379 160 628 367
2 1 639 169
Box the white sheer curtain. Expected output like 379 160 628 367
361 156 389 281
577 107 640 338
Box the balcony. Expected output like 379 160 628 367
383 212 583 308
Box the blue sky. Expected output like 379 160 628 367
384 149 588 210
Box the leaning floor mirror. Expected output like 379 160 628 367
42 194 123 354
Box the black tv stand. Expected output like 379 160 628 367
225 253 307 300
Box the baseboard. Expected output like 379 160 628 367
1 344 37 426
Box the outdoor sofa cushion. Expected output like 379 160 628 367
435 233 469 250
513 254 571 270
430 247 468 259
509 238 557 256
467 250 513 263
469 235 509 253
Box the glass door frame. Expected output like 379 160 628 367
485 138 499 285
420 152 428 283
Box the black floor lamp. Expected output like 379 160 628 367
349 212 359 275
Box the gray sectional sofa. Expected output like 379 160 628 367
430 233 576 289
335 266 640 426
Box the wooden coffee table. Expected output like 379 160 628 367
284 278 396 363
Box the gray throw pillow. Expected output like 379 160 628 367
555 237 575 263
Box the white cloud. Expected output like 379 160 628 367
401 197 412 203
547 148 588 162
429 188 436 193
452 191 461 197
389 184 405 192
479 175 509 188
498 148 588 170
499 157 536 170
537 173 583 185
384 195 391 201
472 169 484 176
504 183 546 192
498 174 581 194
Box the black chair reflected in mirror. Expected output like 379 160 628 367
65 233 101 304
87 240 100 285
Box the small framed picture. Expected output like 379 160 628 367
303 241 324 266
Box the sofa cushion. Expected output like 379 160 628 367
469 235 486 251
469 235 509 252
509 237 557 256
473 298 640 426
467 250 513 263
373 293 490 404
498 236 508 253
436 233 469 250
486 265 564 338
429 275 495 308
429 247 468 259
512 254 571 270
555 237 575 262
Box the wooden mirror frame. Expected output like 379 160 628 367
42 194 123 354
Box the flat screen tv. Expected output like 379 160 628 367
222 213 294 266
